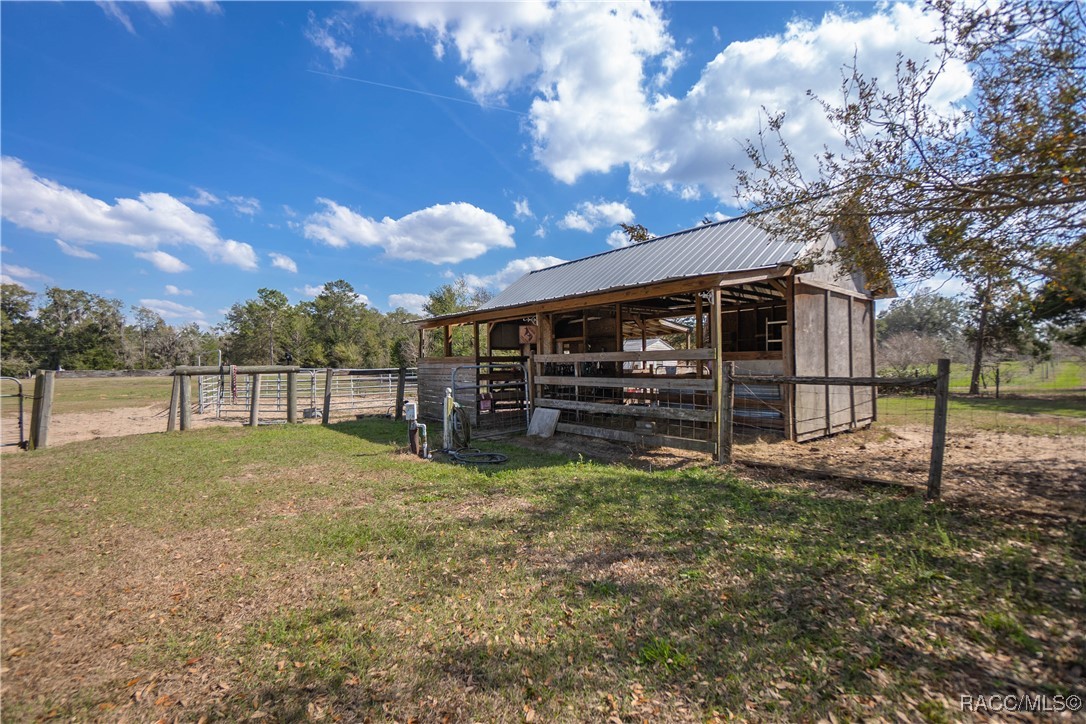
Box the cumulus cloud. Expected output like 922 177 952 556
463 255 564 292
1 157 258 270
296 283 371 306
164 284 193 296
136 250 191 273
388 292 429 315
139 298 206 321
513 197 533 220
304 199 516 264
558 200 634 233
55 239 100 259
269 253 298 273
605 230 632 249
367 1 683 183
364 2 969 200
305 10 353 70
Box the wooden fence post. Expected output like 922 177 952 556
28 370 55 450
322 368 334 423
167 374 181 432
179 374 192 431
287 371 297 423
720 361 734 464
250 373 262 427
926 358 951 501
394 366 406 420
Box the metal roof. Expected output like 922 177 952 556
477 216 807 312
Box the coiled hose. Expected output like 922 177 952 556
444 404 508 464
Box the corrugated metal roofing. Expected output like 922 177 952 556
477 216 807 313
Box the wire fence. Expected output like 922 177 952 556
197 368 417 422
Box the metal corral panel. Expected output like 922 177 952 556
479 218 807 312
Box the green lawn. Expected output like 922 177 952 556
2 419 1083 721
878 392 1086 436
946 360 1084 394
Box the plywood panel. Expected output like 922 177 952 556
852 298 875 424
827 293 853 431
792 287 827 440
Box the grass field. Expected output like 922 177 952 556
0 375 174 416
878 393 1086 436
3 419 1083 720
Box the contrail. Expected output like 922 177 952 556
306 70 528 116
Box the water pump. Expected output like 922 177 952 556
403 400 429 459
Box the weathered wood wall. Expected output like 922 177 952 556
416 357 476 422
792 284 875 441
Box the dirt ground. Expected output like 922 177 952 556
515 425 1086 521
6 403 1084 520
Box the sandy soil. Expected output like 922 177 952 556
514 426 1086 521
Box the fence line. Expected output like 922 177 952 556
196 367 417 421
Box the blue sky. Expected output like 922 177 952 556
1 1 967 327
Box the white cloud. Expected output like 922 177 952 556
182 187 221 206
139 298 206 321
296 283 370 306
533 225 547 239
305 10 353 70
366 2 970 200
304 199 516 264
1 157 258 270
55 239 100 259
558 200 634 232
99 1 220 33
269 252 298 273
388 292 429 315
2 264 50 284
513 197 533 220
605 230 632 249
135 250 190 273
463 255 564 291
228 195 261 216
164 284 192 296
368 1 682 183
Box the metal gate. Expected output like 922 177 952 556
451 362 529 438
1 377 27 449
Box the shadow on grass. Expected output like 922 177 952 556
221 454 1085 721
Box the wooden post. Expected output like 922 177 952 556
711 289 730 464
28 370 55 450
926 358 951 501
179 374 192 431
394 366 406 420
695 293 704 378
250 373 262 427
287 371 298 423
322 368 334 423
721 361 735 464
443 326 452 357
418 328 425 359
167 374 181 432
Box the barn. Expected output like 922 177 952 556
414 215 894 455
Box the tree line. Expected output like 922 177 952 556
0 278 483 375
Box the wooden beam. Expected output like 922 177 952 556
533 349 712 364
443 326 452 356
733 374 937 386
28 370 55 450
537 397 714 422
720 361 734 464
534 375 715 391
173 365 300 376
